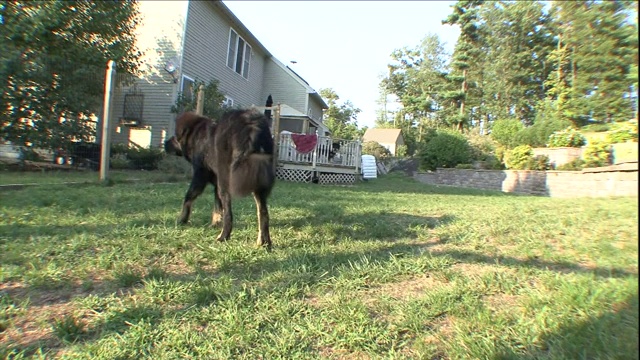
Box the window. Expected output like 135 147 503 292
226 28 251 79
180 75 195 101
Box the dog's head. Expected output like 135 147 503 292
164 136 183 157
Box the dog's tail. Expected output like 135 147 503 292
229 110 275 197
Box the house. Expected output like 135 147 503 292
106 0 329 149
362 128 405 156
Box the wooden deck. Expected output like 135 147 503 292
275 133 362 184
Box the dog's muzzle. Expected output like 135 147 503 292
164 136 183 157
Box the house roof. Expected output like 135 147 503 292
214 1 272 58
216 1 328 110
362 128 403 144
270 58 328 110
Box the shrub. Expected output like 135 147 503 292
527 155 552 171
157 155 192 179
396 144 408 157
582 123 611 133
362 141 391 160
556 158 585 171
515 117 573 148
466 131 497 161
418 130 471 171
126 147 164 170
547 127 586 148
606 122 638 144
582 141 613 168
490 119 524 148
477 155 504 170
455 163 474 169
504 145 533 170
110 153 131 170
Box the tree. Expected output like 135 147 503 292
379 33 450 152
547 0 636 124
480 1 555 126
319 88 362 140
0 1 142 151
442 0 484 131
171 79 226 119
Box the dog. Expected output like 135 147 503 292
164 108 275 249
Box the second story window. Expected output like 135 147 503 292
227 28 251 79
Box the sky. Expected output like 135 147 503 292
222 1 460 129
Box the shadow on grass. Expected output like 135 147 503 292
494 292 639 359
272 212 456 243
428 248 638 279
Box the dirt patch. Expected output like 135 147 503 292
363 275 446 302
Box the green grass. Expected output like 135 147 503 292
0 169 182 186
0 172 637 359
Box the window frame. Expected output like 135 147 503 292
226 28 251 80
180 74 195 102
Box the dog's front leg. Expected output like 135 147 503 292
215 189 233 242
210 183 223 227
178 170 208 225
253 191 272 250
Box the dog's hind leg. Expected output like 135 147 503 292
215 188 233 242
254 190 272 250
178 169 209 225
209 178 223 227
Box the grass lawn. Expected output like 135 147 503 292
0 169 184 186
1 172 637 359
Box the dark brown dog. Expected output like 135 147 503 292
164 109 275 249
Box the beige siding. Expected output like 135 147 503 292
262 59 307 112
108 1 187 148
181 1 267 109
307 96 325 124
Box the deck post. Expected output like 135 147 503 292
272 104 281 171
195 84 205 115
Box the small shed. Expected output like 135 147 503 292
362 128 404 156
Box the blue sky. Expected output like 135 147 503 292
222 1 460 129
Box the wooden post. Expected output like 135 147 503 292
195 84 205 115
272 104 281 171
99 60 116 182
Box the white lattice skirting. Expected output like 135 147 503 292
276 168 312 183
319 172 356 185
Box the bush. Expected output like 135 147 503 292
157 155 192 179
504 145 533 170
527 155 552 171
126 147 165 170
110 153 131 170
455 163 474 169
362 141 391 160
583 141 613 168
606 122 638 144
556 158 585 171
466 131 497 161
582 123 611 133
418 130 471 171
396 144 408 157
547 127 586 148
515 117 573 148
490 119 524 148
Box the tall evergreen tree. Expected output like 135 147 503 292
442 0 484 131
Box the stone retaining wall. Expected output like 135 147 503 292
414 162 638 198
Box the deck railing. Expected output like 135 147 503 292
277 133 361 168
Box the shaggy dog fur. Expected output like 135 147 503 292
164 109 275 249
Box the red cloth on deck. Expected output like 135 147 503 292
290 134 318 154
